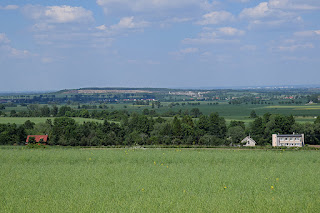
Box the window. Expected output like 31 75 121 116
285 138 288 141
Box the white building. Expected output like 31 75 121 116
272 133 304 147
241 136 256 147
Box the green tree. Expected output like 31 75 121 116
208 112 226 138
227 126 245 144
172 116 182 138
24 120 35 129
51 105 58 117
229 120 245 130
190 108 202 118
40 105 51 117
181 115 194 127
52 117 77 144
250 110 257 118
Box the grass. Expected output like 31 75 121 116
0 117 104 125
2 102 319 126
1 147 319 212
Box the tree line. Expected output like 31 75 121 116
2 104 205 120
1 112 320 146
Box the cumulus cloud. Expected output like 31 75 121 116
240 2 270 19
0 5 19 10
23 5 94 23
197 11 235 25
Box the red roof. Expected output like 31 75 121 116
26 135 48 143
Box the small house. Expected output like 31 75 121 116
26 135 48 145
241 136 256 147
272 133 304 147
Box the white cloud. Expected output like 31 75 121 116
240 2 271 19
197 11 235 25
230 0 251 2
24 5 94 23
240 0 319 19
0 33 10 44
241 45 257 51
96 25 107 31
95 17 149 35
0 5 19 10
41 57 54 63
8 47 31 58
182 26 244 45
111 17 149 29
92 17 150 49
269 0 319 10
294 30 320 37
170 47 199 59
96 0 215 14
180 48 199 54
0 33 32 58
275 43 314 51
218 27 245 36
32 23 56 32
183 35 239 45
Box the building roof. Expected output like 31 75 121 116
277 134 303 137
241 136 256 144
26 135 48 143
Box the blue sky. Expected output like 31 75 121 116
0 0 320 91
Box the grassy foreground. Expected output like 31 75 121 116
1 147 320 212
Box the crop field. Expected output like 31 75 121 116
0 117 104 125
105 102 320 118
1 147 319 212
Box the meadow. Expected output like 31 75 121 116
1 147 319 212
2 102 320 126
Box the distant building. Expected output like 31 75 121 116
26 135 48 145
272 133 304 147
241 136 256 147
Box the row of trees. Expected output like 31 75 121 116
2 104 206 120
1 111 320 146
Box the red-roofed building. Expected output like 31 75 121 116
26 135 48 145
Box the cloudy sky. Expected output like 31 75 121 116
0 0 320 91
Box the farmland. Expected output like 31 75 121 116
0 117 103 125
1 102 319 125
1 147 320 212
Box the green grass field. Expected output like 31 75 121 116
0 117 104 125
1 102 319 126
1 147 319 212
